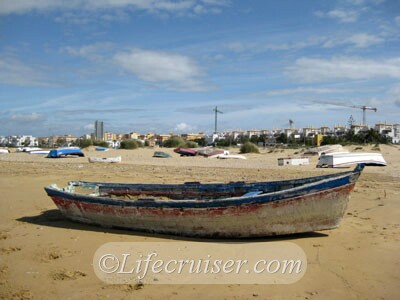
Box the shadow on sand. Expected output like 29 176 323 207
17 209 328 242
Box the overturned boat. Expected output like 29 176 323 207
44 164 365 238
317 152 386 168
88 156 121 163
47 147 84 158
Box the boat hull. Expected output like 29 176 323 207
47 182 355 238
317 152 386 168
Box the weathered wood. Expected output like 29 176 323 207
44 164 365 238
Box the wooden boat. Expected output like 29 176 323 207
153 151 172 158
0 147 10 154
88 156 121 163
317 152 386 168
17 147 42 152
173 147 197 156
30 150 51 155
44 164 365 238
47 148 84 158
278 157 309 166
197 148 229 158
216 154 247 160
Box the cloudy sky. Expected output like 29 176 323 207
1 0 399 137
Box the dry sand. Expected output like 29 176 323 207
0 145 399 300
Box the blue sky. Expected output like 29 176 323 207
1 0 399 137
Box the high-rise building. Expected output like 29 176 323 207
94 120 104 140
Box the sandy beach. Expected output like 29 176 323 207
0 145 399 300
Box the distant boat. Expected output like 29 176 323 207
30 150 51 155
17 147 42 153
217 154 247 160
44 164 365 238
317 152 387 168
278 157 309 166
0 148 10 154
153 151 172 158
203 150 230 158
95 147 109 151
197 147 228 158
47 148 84 158
88 156 121 163
173 148 197 156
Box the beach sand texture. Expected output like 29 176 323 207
0 145 399 299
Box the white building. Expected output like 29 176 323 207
375 122 400 144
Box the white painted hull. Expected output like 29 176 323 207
88 156 122 163
317 152 386 168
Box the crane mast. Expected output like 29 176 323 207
213 106 223 133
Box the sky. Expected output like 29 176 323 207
0 0 399 137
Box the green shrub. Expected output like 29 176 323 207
120 139 142 149
163 137 198 148
93 141 109 147
240 142 259 154
163 136 186 148
76 138 93 149
184 141 198 148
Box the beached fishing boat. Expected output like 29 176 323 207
47 147 84 158
216 154 247 160
95 147 109 151
197 147 229 158
173 147 197 156
0 148 10 154
317 152 386 168
30 150 51 155
44 164 365 238
88 156 121 163
17 147 42 153
153 151 172 158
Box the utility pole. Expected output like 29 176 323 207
213 106 223 133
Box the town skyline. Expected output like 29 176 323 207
1 1 399 137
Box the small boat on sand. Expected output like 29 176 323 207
173 148 197 156
317 152 386 168
153 151 172 158
44 164 365 238
30 150 51 155
216 154 246 160
88 156 121 163
0 147 10 154
47 148 84 158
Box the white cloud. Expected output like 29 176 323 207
62 42 114 60
113 49 210 91
261 87 352 97
287 57 400 83
84 123 95 131
325 9 359 23
174 122 194 132
0 0 228 16
0 56 53 87
395 16 400 25
10 112 45 122
323 33 384 48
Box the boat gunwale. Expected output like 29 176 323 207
44 164 364 208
